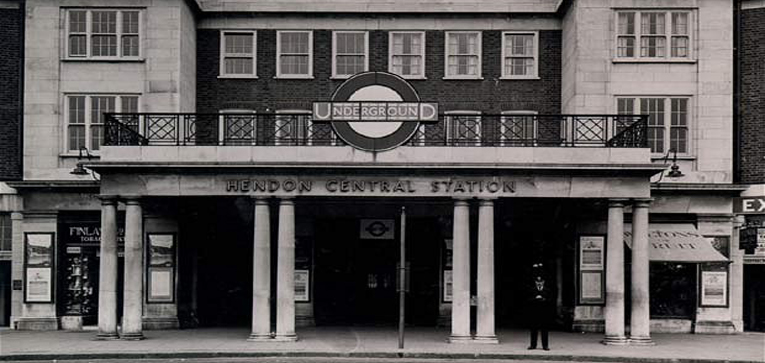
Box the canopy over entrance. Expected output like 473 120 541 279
624 225 728 262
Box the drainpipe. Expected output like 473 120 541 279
733 0 741 184
17 0 25 181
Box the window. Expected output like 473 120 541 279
220 31 256 77
446 111 481 145
389 32 425 78
445 32 481 79
500 111 537 145
0 214 10 251
66 95 139 152
277 31 313 78
66 9 141 59
502 32 538 78
617 97 690 154
333 31 368 78
616 10 692 60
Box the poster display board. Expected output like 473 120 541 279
147 233 175 302
295 270 310 302
578 235 605 304
441 238 453 302
700 270 728 307
25 233 55 303
443 270 453 302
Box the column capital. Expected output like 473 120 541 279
10 212 24 220
632 198 653 208
98 195 119 205
253 196 270 205
453 198 470 206
478 198 496 206
608 198 629 207
123 196 142 205
277 196 295 204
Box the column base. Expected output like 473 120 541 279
629 336 655 346
602 336 629 345
447 335 473 343
94 332 120 340
473 335 499 344
247 333 273 341
120 332 145 341
273 334 298 342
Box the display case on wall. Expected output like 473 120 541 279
62 249 98 323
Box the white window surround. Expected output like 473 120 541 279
276 30 314 79
63 94 140 155
332 31 369 79
219 30 257 78
615 96 693 157
64 8 143 60
445 110 482 145
444 31 482 80
388 31 426 79
501 31 539 79
500 110 538 145
613 9 695 63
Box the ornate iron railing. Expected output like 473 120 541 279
104 113 647 148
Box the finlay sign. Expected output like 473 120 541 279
733 196 765 214
313 102 438 122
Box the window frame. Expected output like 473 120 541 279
219 30 257 79
500 31 539 79
445 110 482 146
332 31 369 79
276 30 314 79
444 31 482 80
615 96 692 156
388 31 426 79
614 9 694 62
64 8 143 61
500 110 538 146
63 94 140 155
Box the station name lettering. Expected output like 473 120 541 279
225 179 515 194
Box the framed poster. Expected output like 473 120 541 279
24 233 55 303
443 270 453 302
295 269 310 302
577 235 605 304
147 233 175 303
700 270 728 307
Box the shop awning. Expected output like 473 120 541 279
623 226 728 262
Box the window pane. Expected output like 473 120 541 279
393 55 421 76
671 36 689 58
507 34 533 56
640 36 665 57
69 96 86 124
69 125 86 151
617 36 635 57
449 33 478 55
280 32 309 54
670 127 687 153
506 58 533 76
618 12 635 34
336 55 365 75
671 98 688 126
122 35 139 57
648 127 664 153
617 98 634 114
69 11 87 33
92 35 117 56
225 33 253 55
91 125 103 151
225 57 253 74
280 55 309 75
69 35 87 56
672 12 688 35
122 11 140 34
121 96 139 113
336 33 365 54
641 13 665 35
91 96 116 124
92 11 117 34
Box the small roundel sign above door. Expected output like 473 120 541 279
312 72 438 152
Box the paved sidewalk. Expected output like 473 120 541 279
0 327 763 362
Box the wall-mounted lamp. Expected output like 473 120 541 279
70 146 93 176
666 149 684 178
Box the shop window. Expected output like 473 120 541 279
333 31 368 78
616 97 690 155
500 111 537 146
650 262 696 318
615 10 692 60
446 111 482 146
389 31 425 78
65 9 142 59
501 32 538 79
445 31 481 79
277 31 313 78
219 31 256 77
65 94 139 152
0 214 10 251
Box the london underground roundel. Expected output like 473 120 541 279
312 72 438 152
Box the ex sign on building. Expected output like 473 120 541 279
733 197 765 214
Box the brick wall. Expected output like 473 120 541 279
0 7 21 181
197 29 561 115
741 7 765 184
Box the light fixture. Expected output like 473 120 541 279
70 146 93 176
666 148 684 178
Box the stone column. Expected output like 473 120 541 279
629 199 653 345
275 198 297 341
96 196 119 340
249 197 272 341
730 215 745 332
449 199 471 343
475 199 498 343
121 197 145 340
604 199 627 345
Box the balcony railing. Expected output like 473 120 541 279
104 113 647 148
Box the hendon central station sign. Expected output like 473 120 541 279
225 178 516 195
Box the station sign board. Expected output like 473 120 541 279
733 196 765 214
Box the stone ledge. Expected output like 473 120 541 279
16 317 59 330
143 316 180 330
694 320 736 334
